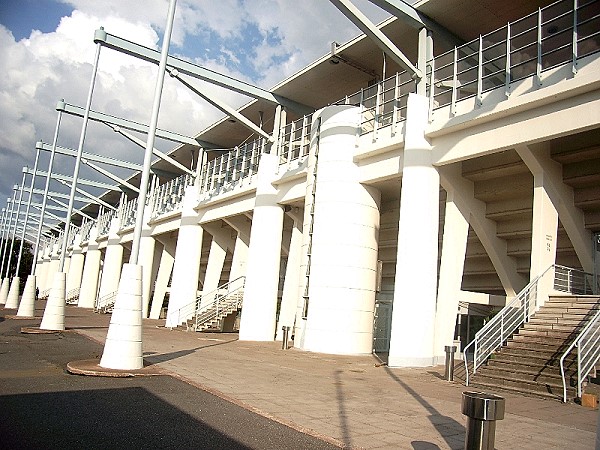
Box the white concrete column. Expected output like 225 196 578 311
300 105 381 355
276 207 304 341
4 276 20 309
166 186 203 327
66 234 85 298
40 271 66 331
224 216 252 283
433 184 470 363
44 242 61 291
239 153 285 342
16 275 36 317
97 218 124 302
78 227 101 308
388 94 440 367
139 212 157 317
35 248 47 291
202 222 235 303
0 277 8 305
149 239 176 319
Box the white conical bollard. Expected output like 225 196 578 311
39 272 66 331
4 276 20 309
0 277 9 305
17 275 36 317
99 263 143 370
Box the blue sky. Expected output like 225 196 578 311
0 0 390 229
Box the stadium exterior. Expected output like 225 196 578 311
3 0 600 374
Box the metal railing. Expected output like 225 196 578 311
463 265 556 385
96 210 116 237
429 0 600 114
166 297 198 329
554 264 599 294
95 290 117 313
80 219 94 243
195 276 245 331
198 138 266 195
333 70 416 136
119 197 138 230
277 114 313 166
151 173 194 219
66 287 80 305
560 307 600 402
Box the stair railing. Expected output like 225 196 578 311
463 265 555 386
560 307 600 402
95 291 117 313
166 299 197 330
195 276 245 331
66 287 80 305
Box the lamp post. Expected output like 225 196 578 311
99 0 178 370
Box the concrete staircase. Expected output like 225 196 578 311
469 295 600 401
187 291 243 332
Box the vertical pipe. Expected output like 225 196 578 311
59 41 102 272
33 110 62 276
477 35 483 107
536 8 543 85
451 46 458 116
6 173 27 277
16 149 40 274
505 23 511 97
0 197 16 276
572 0 578 75
129 0 177 265
2 191 19 278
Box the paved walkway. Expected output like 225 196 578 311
5 302 599 449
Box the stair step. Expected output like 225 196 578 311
505 340 574 354
518 328 579 338
523 322 586 332
485 360 577 380
470 371 574 397
467 378 570 401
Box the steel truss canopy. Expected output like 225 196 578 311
329 0 422 79
93 28 313 116
55 101 196 176
36 141 142 172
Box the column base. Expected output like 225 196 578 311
40 272 66 331
99 263 144 370
16 275 36 317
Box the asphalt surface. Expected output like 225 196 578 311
0 315 340 450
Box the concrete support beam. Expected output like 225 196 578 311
78 227 102 308
149 239 176 320
97 218 124 302
201 221 236 302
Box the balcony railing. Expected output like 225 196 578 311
151 173 194 219
198 137 267 195
429 0 600 115
119 197 138 230
277 114 313 166
96 210 116 237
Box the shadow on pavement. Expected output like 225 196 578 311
0 387 252 450
385 367 464 449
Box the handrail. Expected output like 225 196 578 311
166 298 197 329
195 276 245 330
95 290 117 312
560 306 600 402
66 287 80 304
463 265 555 385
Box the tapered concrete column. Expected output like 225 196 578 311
40 271 66 331
388 94 440 367
202 222 235 303
63 256 71 280
16 275 36 317
97 218 124 302
139 231 157 318
4 276 20 309
239 153 285 342
44 243 61 291
276 207 304 341
78 227 101 308
35 248 47 291
99 263 143 369
300 105 381 355
433 184 470 363
0 277 9 305
66 234 85 298
166 186 203 327
149 239 175 319
224 216 251 282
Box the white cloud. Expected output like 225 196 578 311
0 0 391 208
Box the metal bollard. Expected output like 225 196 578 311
444 345 457 381
461 391 505 450
281 326 290 350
